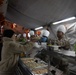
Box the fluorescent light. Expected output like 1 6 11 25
35 26 43 30
53 16 76 25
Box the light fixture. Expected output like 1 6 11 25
53 16 76 25
35 26 43 30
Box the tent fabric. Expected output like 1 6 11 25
6 0 76 28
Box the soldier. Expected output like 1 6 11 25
56 25 70 50
0 29 35 75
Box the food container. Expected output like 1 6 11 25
48 45 59 51
41 42 47 48
34 42 41 48
52 45 59 50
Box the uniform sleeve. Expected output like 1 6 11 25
59 40 70 50
64 40 70 50
11 41 34 54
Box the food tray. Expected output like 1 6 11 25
21 58 48 70
32 68 48 74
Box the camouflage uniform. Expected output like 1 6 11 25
56 38 70 50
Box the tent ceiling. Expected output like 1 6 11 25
6 0 76 28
